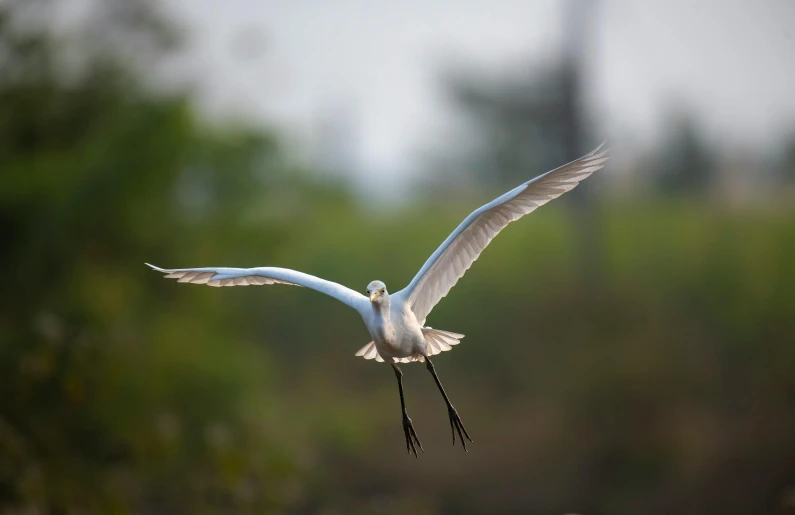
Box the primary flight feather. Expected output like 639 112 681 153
148 142 610 456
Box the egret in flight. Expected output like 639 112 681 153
147 143 610 457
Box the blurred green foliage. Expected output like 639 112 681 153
1 2 795 514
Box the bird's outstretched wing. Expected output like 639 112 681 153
146 264 369 314
396 143 610 325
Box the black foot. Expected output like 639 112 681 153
402 414 424 458
448 406 473 452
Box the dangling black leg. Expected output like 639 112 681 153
392 362 423 457
425 357 472 451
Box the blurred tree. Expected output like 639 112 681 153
439 0 599 190
775 131 795 185
443 63 580 189
652 109 717 195
0 1 323 512
436 0 603 285
2 2 794 514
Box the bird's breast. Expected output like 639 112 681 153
366 304 423 359
368 319 405 358
378 321 399 346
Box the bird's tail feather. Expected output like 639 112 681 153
353 328 464 363
355 341 381 361
422 327 464 356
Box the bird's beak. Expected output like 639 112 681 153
369 291 379 302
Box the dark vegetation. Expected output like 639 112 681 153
1 1 794 513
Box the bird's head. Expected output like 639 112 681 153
366 281 388 304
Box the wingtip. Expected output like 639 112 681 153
588 140 609 156
145 263 164 272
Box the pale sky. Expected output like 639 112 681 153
168 0 795 187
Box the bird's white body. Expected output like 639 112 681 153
146 143 610 455
363 292 426 361
147 143 609 364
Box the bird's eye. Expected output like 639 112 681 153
380 289 385 294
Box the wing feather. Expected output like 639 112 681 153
396 143 610 324
146 263 368 314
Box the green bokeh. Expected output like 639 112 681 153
1 2 794 514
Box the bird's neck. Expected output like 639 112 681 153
371 297 391 319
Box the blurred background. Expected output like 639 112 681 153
2 0 794 513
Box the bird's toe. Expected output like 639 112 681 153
402 415 424 457
448 406 472 452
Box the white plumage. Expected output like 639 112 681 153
400 143 610 325
147 143 610 455
147 265 367 311
355 327 464 363
148 142 609 362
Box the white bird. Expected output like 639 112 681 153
147 143 610 456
